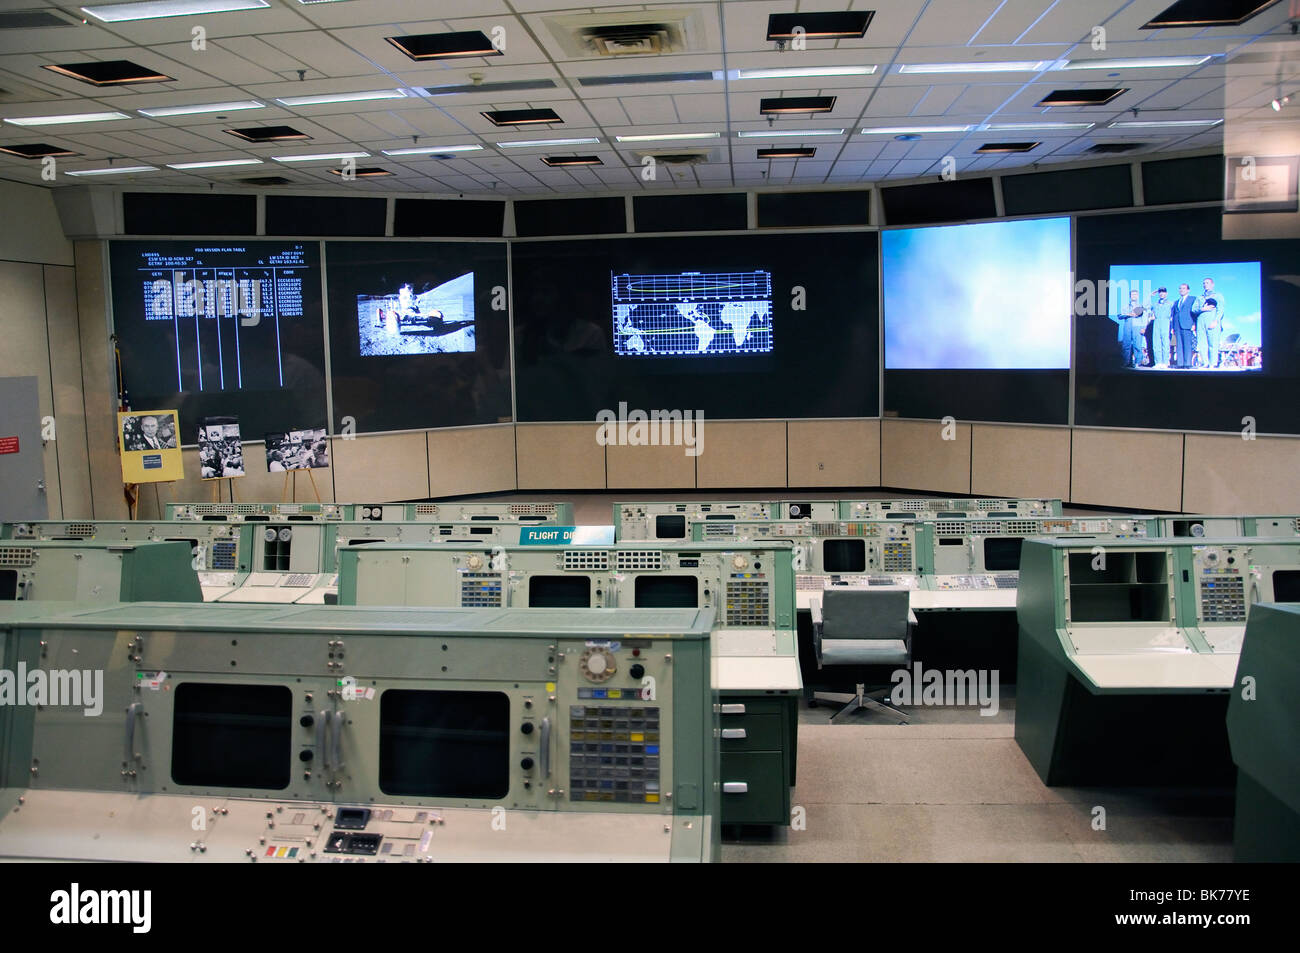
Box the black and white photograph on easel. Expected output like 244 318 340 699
264 428 330 471
197 417 245 479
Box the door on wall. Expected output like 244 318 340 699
0 376 49 522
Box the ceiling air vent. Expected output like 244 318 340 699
544 9 710 59
0 8 83 29
634 148 712 166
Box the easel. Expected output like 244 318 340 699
207 476 240 503
282 468 322 503
125 481 175 520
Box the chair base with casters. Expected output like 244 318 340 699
807 588 914 724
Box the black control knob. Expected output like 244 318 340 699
300 715 314 728
629 663 646 679
520 722 534 735
520 757 535 770
299 750 313 762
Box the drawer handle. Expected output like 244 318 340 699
720 703 746 714
723 782 749 794
721 728 747 739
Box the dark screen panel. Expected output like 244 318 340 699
394 199 504 237
634 575 698 608
634 192 746 232
515 196 625 236
1142 155 1224 207
1273 570 1300 602
528 575 591 607
758 190 870 228
1002 164 1133 216
0 569 16 600
882 178 996 226
124 192 256 236
1074 206 1300 433
325 240 511 432
884 370 1069 424
655 514 686 538
379 689 509 798
171 683 291 789
266 195 386 236
512 231 878 420
108 240 327 436
983 537 1024 571
823 538 866 573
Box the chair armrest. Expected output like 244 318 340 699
813 619 825 669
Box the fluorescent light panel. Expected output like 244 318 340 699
272 151 369 162
861 125 974 134
1108 119 1222 128
1059 55 1212 70
81 0 269 23
4 111 129 126
736 65 876 80
167 158 263 169
277 89 406 106
139 100 264 117
898 61 1048 74
737 128 844 138
382 144 483 156
615 133 720 142
497 137 598 148
985 122 1094 130
65 165 157 175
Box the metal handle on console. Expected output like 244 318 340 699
124 702 141 766
721 728 747 739
719 703 746 715
317 710 331 770
331 711 345 772
540 716 552 779
722 782 748 794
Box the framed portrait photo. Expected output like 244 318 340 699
1224 155 1300 214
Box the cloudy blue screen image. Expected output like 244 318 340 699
883 217 1071 369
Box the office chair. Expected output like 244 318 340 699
807 588 912 723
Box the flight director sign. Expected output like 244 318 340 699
518 526 616 546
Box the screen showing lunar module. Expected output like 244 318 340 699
612 270 773 357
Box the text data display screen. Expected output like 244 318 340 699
110 241 326 436
612 270 773 357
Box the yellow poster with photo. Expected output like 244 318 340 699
118 409 184 484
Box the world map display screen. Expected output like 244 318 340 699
611 270 773 357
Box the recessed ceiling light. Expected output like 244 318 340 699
0 143 81 159
4 112 130 127
225 126 310 143
737 128 844 138
1036 88 1128 106
1058 55 1213 70
578 72 718 88
80 0 270 23
167 158 264 169
386 31 502 60
140 101 265 117
482 108 562 126
327 167 392 177
975 142 1041 153
381 144 484 156
861 125 975 134
541 155 603 166
42 61 173 86
1107 119 1222 128
985 122 1094 131
616 132 720 143
271 151 369 162
64 165 158 176
277 90 408 106
897 61 1048 74
736 65 876 80
757 146 816 158
760 96 836 115
1142 0 1281 28
497 137 599 148
766 11 873 40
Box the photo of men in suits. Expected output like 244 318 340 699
122 413 177 451
1172 283 1198 369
